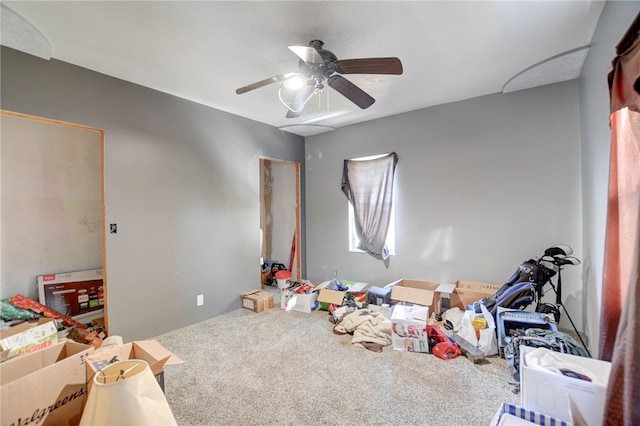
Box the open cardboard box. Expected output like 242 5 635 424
0 340 95 426
0 318 59 362
450 279 501 310
85 340 183 392
520 345 611 425
316 280 369 308
389 279 457 314
281 289 319 313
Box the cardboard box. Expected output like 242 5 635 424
520 345 611 425
490 403 571 426
389 279 456 314
450 279 501 310
281 290 318 313
0 318 59 362
85 340 183 393
240 290 274 313
317 280 369 309
260 286 281 304
0 340 94 426
390 304 429 353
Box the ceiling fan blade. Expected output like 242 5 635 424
334 57 403 75
328 75 375 109
285 83 317 118
288 45 323 64
236 72 295 95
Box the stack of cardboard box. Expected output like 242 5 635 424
0 321 181 426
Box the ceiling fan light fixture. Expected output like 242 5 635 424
278 85 315 115
236 40 403 118
283 75 306 91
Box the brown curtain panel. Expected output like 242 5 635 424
600 12 640 426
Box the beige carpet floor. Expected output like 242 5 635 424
153 306 520 426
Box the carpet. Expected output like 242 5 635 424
153 306 520 425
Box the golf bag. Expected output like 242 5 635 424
469 254 560 318
469 281 535 318
470 245 591 359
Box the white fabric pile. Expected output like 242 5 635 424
333 309 392 348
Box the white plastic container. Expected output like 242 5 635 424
275 270 292 289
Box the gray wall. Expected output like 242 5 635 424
1 0 634 351
1 47 305 342
304 0 639 351
578 0 639 358
305 81 585 331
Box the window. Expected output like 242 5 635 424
342 152 398 259
348 192 396 255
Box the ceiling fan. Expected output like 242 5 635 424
235 40 403 118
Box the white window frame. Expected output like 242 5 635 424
347 153 396 255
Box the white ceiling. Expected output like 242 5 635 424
1 1 606 137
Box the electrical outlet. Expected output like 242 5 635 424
196 294 204 306
333 270 337 277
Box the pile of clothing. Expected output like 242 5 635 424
331 308 392 352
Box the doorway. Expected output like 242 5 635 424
259 157 301 283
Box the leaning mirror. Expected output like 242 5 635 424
0 110 107 330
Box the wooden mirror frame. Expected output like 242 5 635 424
0 110 108 332
259 157 302 282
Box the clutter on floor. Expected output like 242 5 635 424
0 245 599 425
240 290 275 313
245 245 601 425
390 304 430 352
7 293 88 329
427 325 461 360
0 294 106 362
332 308 391 352
490 402 571 426
0 293 183 426
260 260 287 287
519 345 611 425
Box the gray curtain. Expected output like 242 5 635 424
341 152 398 260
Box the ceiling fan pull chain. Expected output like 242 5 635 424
326 87 330 112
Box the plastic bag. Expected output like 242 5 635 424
458 304 498 355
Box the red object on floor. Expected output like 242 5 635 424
427 325 461 360
288 232 296 272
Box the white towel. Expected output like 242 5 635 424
334 309 392 346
